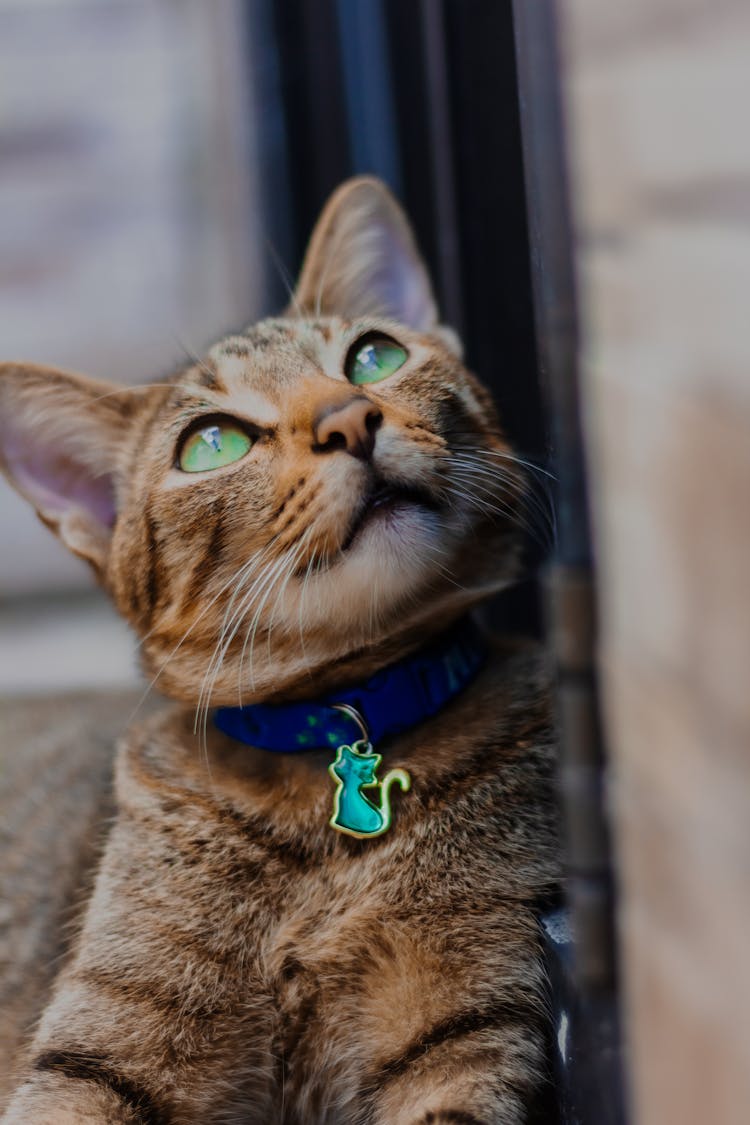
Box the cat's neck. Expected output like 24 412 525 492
214 615 487 753
241 598 476 706
126 638 549 846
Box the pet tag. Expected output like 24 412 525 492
328 704 410 839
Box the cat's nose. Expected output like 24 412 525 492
312 396 383 460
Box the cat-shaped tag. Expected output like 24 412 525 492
328 703 410 838
328 741 410 839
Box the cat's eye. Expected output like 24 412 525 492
345 336 408 385
178 420 253 473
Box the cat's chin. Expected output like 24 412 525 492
309 502 447 615
338 480 442 556
242 510 483 697
141 503 517 708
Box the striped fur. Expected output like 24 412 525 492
0 178 559 1123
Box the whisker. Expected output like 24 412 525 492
448 463 549 537
196 542 284 738
441 473 523 526
195 541 277 709
127 546 269 725
265 527 315 657
169 330 219 386
263 542 310 673
235 541 302 699
296 547 319 678
452 473 553 552
450 453 556 541
193 537 289 755
265 237 303 318
439 479 548 550
84 381 209 409
455 445 557 481
244 533 313 694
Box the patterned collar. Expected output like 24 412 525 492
214 618 487 753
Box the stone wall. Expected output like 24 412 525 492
557 1 750 1121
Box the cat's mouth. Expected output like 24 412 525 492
340 475 442 554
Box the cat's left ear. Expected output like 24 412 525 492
291 176 442 335
0 363 138 575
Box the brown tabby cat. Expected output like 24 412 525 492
0 178 559 1124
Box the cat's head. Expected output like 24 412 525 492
0 178 526 704
333 746 380 784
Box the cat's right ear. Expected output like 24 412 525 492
291 176 439 332
0 363 137 575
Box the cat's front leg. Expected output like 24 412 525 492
2 761 281 1125
360 906 550 1125
3 1063 148 1124
370 1020 547 1125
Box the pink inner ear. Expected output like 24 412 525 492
5 434 116 528
369 226 435 331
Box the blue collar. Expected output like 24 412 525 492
214 619 487 753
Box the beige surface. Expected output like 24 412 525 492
558 1 750 1121
0 689 152 1100
0 592 140 694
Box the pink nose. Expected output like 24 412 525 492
312 397 383 461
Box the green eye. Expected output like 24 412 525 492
178 421 252 472
346 337 407 385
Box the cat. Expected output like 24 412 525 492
0 177 559 1124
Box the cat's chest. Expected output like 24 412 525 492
120 686 555 963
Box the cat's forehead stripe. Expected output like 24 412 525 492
219 340 250 358
209 323 343 392
213 318 384 369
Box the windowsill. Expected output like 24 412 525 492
0 591 142 696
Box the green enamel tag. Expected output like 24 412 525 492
328 740 410 839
